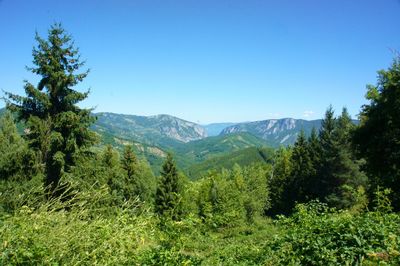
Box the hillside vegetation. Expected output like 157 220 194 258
1 24 400 265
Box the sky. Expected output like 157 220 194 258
0 0 399 124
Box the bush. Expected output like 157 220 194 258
262 201 400 265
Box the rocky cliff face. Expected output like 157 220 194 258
92 112 207 148
220 118 322 146
149 114 207 142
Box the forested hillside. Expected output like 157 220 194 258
1 24 400 265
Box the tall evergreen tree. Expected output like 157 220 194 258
326 108 367 208
265 147 292 215
121 145 142 200
317 106 337 200
307 127 322 198
5 24 96 194
289 130 315 203
155 153 181 219
317 107 367 208
353 57 400 209
121 145 138 179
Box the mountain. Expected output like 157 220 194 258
173 132 269 169
186 146 274 179
92 112 207 148
203 122 236 136
220 118 322 147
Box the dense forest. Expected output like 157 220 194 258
1 24 400 265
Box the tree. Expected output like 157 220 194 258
325 108 367 208
121 145 138 180
5 24 96 194
155 153 182 219
353 57 400 209
289 130 315 204
317 107 367 209
317 106 337 200
306 127 322 198
266 147 292 216
121 145 154 202
0 112 37 180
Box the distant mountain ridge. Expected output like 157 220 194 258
1 107 328 148
92 112 207 148
220 118 322 146
0 108 335 176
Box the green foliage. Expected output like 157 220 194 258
266 147 293 215
186 146 273 179
0 112 38 181
69 144 156 208
120 145 156 202
267 107 367 215
354 56 400 210
5 23 97 194
155 153 183 219
262 201 400 265
196 163 269 228
0 188 154 265
319 107 368 209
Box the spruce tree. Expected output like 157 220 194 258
327 108 367 208
290 130 315 203
317 106 337 200
317 107 367 208
121 145 138 179
5 24 96 194
155 153 181 219
307 127 322 198
353 57 400 209
121 145 141 200
266 147 292 215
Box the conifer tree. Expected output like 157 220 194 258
317 107 367 208
326 108 367 208
353 57 400 209
121 145 138 179
121 145 142 200
155 153 181 219
5 24 96 194
307 127 322 198
266 147 292 215
290 130 314 203
317 106 337 200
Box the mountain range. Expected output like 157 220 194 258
87 113 327 177
0 108 325 178
93 112 322 148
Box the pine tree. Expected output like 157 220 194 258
121 145 141 200
289 130 315 203
5 24 96 194
307 127 322 198
317 107 367 208
317 106 337 200
155 153 181 219
266 147 292 215
353 57 400 209
102 145 119 168
326 108 367 208
121 145 138 179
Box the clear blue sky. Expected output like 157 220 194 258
1 0 399 124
